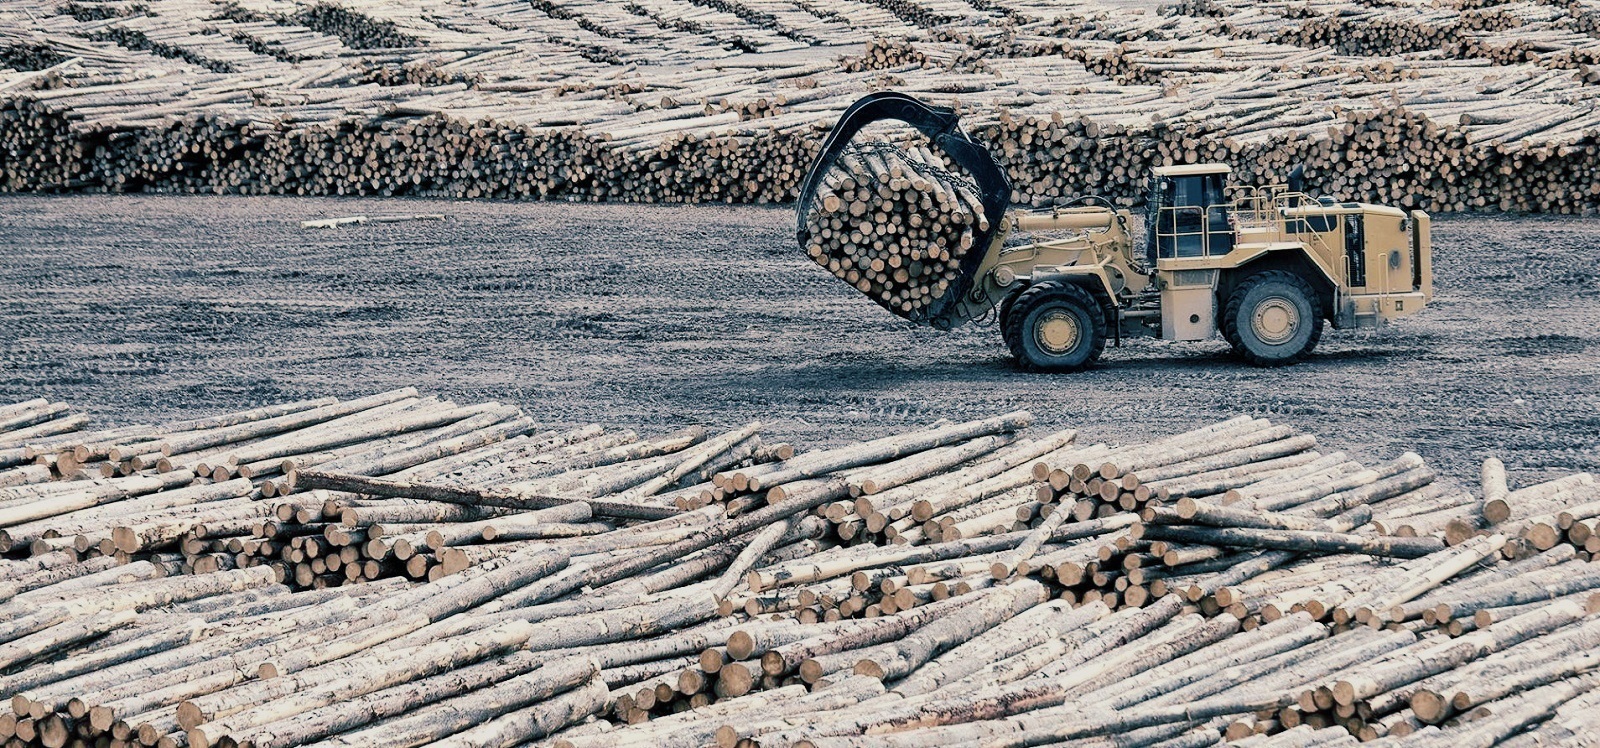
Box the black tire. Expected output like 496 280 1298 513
997 285 1027 331
1221 270 1324 367
1002 282 1107 372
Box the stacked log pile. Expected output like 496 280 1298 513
0 560 412 747
233 419 798 588
2 0 1600 210
0 402 1045 747
5 392 1600 745
620 427 1600 743
8 389 977 596
841 37 927 72
289 2 423 49
1191 0 1600 79
0 42 68 73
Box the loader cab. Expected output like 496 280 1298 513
1146 164 1235 265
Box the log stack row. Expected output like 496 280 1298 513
0 403 1049 747
3 390 780 589
0 42 67 73
4 0 1600 211
0 560 417 748
1197 0 1600 74
237 422 798 589
287 2 422 50
628 424 1600 743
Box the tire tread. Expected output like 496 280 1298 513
1221 270 1323 367
1002 281 1108 372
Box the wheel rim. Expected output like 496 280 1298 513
1251 297 1300 346
1034 310 1082 355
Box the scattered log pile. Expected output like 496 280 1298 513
289 2 422 50
3 0 1600 211
235 420 797 588
3 391 792 590
0 392 462 578
4 391 1600 745
1 400 93 475
0 39 68 73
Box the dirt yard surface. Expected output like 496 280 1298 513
1 195 1595 485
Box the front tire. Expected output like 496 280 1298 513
1222 270 1323 367
1002 282 1107 372
997 285 1026 331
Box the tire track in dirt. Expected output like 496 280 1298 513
0 195 1594 485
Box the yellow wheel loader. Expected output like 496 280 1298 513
796 93 1433 371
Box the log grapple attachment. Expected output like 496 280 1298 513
796 92 1012 328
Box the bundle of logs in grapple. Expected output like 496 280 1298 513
801 142 991 320
4 393 1600 747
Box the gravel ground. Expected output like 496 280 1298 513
0 194 1595 486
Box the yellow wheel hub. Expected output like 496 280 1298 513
1251 297 1300 345
1035 311 1081 355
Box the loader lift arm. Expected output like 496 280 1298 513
795 92 1013 328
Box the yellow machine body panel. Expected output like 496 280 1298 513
961 185 1434 340
959 206 1151 324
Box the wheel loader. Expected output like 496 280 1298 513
796 93 1433 371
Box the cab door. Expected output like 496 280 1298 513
1366 213 1414 294
1154 174 1232 259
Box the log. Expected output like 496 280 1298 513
294 470 679 520
1135 524 1446 558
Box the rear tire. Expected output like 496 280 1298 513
1222 270 1323 367
1002 282 1107 372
